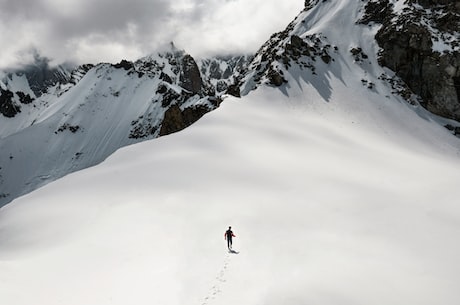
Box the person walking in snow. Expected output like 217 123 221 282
224 226 235 250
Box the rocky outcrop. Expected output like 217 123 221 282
16 91 34 104
180 55 202 94
304 0 321 10
234 21 335 96
362 0 460 121
199 55 251 95
0 88 20 118
113 59 135 71
159 105 185 136
159 103 214 136
126 46 221 139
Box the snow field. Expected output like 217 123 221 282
1 84 460 305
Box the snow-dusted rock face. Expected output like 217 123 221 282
198 55 251 95
229 0 459 131
0 44 220 206
236 28 335 96
361 0 460 121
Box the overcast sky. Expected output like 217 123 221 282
0 0 303 69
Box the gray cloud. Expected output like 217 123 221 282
0 0 302 69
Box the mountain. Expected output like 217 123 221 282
232 0 460 128
0 44 221 206
0 0 459 208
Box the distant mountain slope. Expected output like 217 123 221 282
0 44 220 206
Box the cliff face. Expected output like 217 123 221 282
361 0 460 121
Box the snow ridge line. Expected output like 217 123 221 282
201 254 231 305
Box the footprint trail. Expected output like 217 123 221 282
201 254 231 305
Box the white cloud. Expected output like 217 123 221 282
173 0 302 58
0 0 303 68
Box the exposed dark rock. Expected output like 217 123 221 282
358 0 394 24
408 0 460 11
290 35 305 49
159 105 187 136
199 55 251 95
160 72 173 84
70 64 94 85
16 91 34 104
182 105 211 126
113 60 143 77
159 102 214 137
207 60 231 79
226 83 241 97
350 47 369 63
156 84 168 95
208 96 223 108
180 55 202 94
160 87 182 108
113 60 135 71
129 115 158 139
267 68 286 86
445 124 460 136
304 0 321 10
0 88 21 118
321 54 332 64
55 123 81 134
363 0 460 121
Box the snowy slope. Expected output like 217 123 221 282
1 83 460 305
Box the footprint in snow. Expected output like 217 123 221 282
201 254 233 305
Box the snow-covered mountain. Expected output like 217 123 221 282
233 0 459 123
2 1 460 305
2 0 458 207
0 44 220 206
